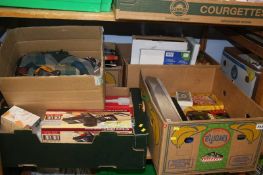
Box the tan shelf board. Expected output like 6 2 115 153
222 28 263 58
0 7 115 21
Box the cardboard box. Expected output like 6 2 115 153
221 47 262 99
1 106 40 133
0 87 149 170
104 43 124 86
117 43 167 87
139 65 263 174
0 26 104 115
41 110 133 143
115 0 263 26
131 36 188 64
116 44 196 87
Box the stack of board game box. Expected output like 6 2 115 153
40 96 134 143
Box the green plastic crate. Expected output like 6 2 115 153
0 0 112 12
0 89 148 170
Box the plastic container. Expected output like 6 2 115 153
0 0 112 12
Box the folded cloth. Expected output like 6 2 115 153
16 51 101 76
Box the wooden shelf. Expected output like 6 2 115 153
0 7 115 21
221 28 263 58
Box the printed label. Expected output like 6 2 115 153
95 75 103 86
230 155 252 166
201 152 224 163
45 114 63 120
230 123 260 143
42 131 61 142
170 0 189 16
256 124 263 130
168 159 192 169
164 51 191 65
120 0 263 19
171 125 206 148
195 124 233 171
203 128 230 148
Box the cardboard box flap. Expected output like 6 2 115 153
106 86 129 96
17 99 105 118
8 26 103 41
140 65 217 95
116 43 132 64
224 47 263 71
213 69 263 118
0 76 102 91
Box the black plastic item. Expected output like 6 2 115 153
171 97 187 121
0 88 148 170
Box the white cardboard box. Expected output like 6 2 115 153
221 47 262 98
131 36 188 64
1 106 40 132
186 37 200 65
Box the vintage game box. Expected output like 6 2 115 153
41 110 133 143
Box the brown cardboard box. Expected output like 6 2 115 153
139 65 263 175
115 0 263 26
221 47 263 107
104 43 124 87
116 43 151 87
0 26 104 115
116 44 210 88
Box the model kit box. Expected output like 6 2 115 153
0 26 104 115
41 110 133 143
115 0 263 26
139 66 263 175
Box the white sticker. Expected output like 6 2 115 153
165 52 174 57
256 124 263 130
183 53 190 58
94 75 103 86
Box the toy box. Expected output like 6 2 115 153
139 65 263 175
41 110 133 143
